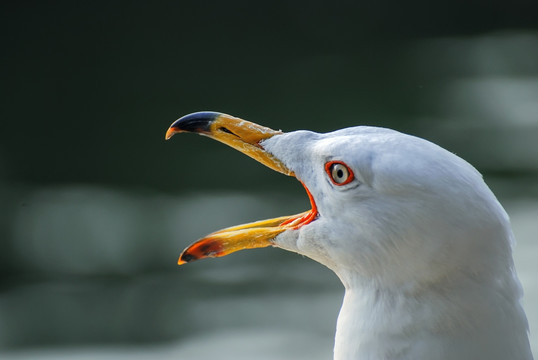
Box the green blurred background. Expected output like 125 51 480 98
1 1 537 359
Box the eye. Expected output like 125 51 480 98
325 161 355 186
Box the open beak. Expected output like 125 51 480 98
165 112 317 264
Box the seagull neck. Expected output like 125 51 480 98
334 284 421 360
333 277 532 360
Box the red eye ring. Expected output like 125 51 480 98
325 161 355 186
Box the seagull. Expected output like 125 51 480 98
165 112 533 360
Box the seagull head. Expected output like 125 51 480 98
165 112 532 359
166 112 511 290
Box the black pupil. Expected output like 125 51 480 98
331 164 348 183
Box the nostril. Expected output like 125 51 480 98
219 127 238 137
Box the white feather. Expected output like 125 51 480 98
261 127 533 360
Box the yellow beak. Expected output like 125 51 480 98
165 111 293 176
165 112 317 264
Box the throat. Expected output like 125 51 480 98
334 288 420 359
333 280 531 360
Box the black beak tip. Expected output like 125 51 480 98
178 251 200 265
169 111 222 134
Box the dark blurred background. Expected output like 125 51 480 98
1 1 537 359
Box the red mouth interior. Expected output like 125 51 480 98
280 181 318 230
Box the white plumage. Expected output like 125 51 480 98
262 127 533 359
